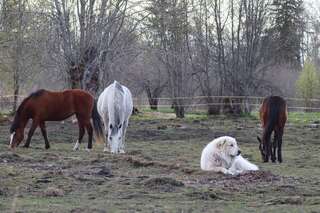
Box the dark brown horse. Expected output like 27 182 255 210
9 89 104 150
257 96 287 163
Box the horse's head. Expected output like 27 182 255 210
107 122 123 153
257 136 268 162
9 127 24 149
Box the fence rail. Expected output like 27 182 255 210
1 95 320 112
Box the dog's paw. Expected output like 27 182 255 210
232 170 242 176
222 168 233 175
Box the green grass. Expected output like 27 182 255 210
0 111 320 212
287 112 320 124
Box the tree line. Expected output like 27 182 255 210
0 0 319 117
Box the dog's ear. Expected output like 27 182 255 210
217 139 227 148
257 136 262 143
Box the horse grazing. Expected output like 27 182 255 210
97 81 133 154
257 96 287 163
9 89 104 150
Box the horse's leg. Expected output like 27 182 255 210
23 120 38 148
73 116 85 151
119 120 128 154
271 132 277 163
39 122 50 149
85 122 93 150
266 135 272 163
103 117 110 152
277 129 284 163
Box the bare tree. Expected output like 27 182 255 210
145 0 191 118
189 0 271 114
129 47 168 110
51 0 135 94
0 0 48 112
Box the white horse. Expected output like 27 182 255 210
97 81 133 153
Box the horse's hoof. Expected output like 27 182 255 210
119 149 125 154
103 147 109 152
45 146 50 149
85 148 91 152
22 145 29 148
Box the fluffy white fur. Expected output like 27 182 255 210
97 81 133 154
200 136 258 175
229 155 259 175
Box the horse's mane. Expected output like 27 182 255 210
111 81 125 125
10 89 45 133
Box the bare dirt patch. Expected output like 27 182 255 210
43 187 65 197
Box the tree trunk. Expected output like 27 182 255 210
174 102 185 118
145 86 161 111
69 64 83 89
12 0 23 113
207 97 220 115
149 98 159 110
12 75 19 113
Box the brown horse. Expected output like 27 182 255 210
257 96 287 163
9 89 104 150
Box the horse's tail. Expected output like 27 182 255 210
92 100 104 144
263 101 280 142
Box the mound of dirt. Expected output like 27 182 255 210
0 187 9 196
95 166 113 177
143 177 184 192
125 156 154 168
67 165 113 183
44 187 64 197
235 170 280 182
195 170 281 188
185 191 221 200
219 170 281 188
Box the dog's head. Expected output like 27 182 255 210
217 136 241 158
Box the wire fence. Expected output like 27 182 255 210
2 94 320 113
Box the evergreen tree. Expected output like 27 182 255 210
269 0 304 65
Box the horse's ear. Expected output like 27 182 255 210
257 136 262 143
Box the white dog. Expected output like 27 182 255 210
200 136 259 175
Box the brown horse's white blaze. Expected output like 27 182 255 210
9 89 104 150
257 96 287 163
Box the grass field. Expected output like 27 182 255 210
0 111 320 212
